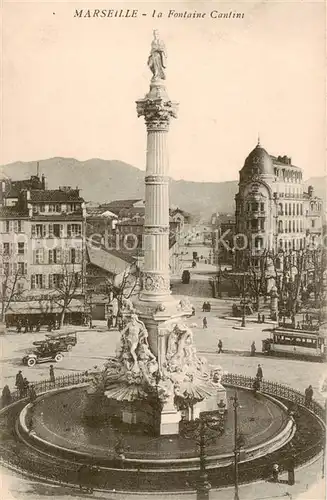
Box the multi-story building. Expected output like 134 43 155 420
0 175 86 326
234 140 323 268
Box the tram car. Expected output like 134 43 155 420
262 327 326 362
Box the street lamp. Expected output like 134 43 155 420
241 274 246 328
180 409 226 500
231 392 245 500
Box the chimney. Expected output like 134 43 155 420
41 174 46 190
308 185 314 198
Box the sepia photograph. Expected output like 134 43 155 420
0 1 326 499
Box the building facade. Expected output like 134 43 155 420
0 176 86 326
235 140 323 268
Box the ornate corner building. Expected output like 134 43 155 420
235 140 323 268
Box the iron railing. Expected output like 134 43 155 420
1 371 325 423
222 373 326 422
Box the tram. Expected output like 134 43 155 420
262 327 326 362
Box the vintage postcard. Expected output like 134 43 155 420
0 1 326 499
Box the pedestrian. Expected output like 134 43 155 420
250 341 256 357
202 302 206 312
218 339 223 354
258 313 261 323
191 306 195 316
1 385 12 407
15 370 24 390
304 384 313 407
107 314 112 330
203 317 208 329
261 314 265 323
253 377 260 396
207 302 211 312
22 377 29 397
29 384 37 403
272 463 279 482
49 365 55 384
256 364 263 382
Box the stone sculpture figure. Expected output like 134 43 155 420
148 30 167 81
120 313 149 371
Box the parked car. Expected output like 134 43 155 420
23 341 64 367
45 331 77 351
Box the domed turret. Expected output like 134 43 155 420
241 139 274 179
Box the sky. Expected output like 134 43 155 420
1 0 326 182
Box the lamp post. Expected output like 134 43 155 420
180 409 226 500
241 274 246 328
231 392 244 500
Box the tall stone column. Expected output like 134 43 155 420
136 81 178 301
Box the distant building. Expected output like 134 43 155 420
211 213 236 265
234 140 323 268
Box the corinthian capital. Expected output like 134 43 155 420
136 97 179 131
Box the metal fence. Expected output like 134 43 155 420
1 371 326 423
1 371 89 407
222 372 326 422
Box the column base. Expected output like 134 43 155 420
159 398 181 436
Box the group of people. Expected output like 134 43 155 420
15 370 30 398
257 313 266 324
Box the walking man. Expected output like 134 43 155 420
304 384 313 407
256 364 263 382
49 365 55 384
203 317 208 329
250 341 256 357
15 370 24 397
217 339 223 354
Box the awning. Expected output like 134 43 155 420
6 298 85 315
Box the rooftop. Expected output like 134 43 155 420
30 189 84 203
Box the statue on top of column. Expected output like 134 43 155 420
148 29 167 81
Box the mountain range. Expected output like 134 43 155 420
0 158 325 218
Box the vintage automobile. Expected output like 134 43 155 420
44 331 77 352
22 341 64 367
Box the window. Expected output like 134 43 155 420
289 221 292 233
31 274 45 289
18 242 25 255
67 203 80 212
296 204 299 216
278 221 283 233
13 220 22 233
252 202 259 212
34 249 44 264
49 274 63 289
70 248 76 264
260 203 264 212
18 262 27 275
17 281 25 293
48 249 61 264
311 219 315 228
3 242 11 255
4 221 10 233
3 262 10 275
49 204 61 213
67 224 82 237
32 224 46 238
300 204 303 215
293 220 296 232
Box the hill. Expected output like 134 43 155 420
0 158 325 217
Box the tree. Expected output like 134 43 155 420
0 255 27 323
105 264 140 314
50 261 82 327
